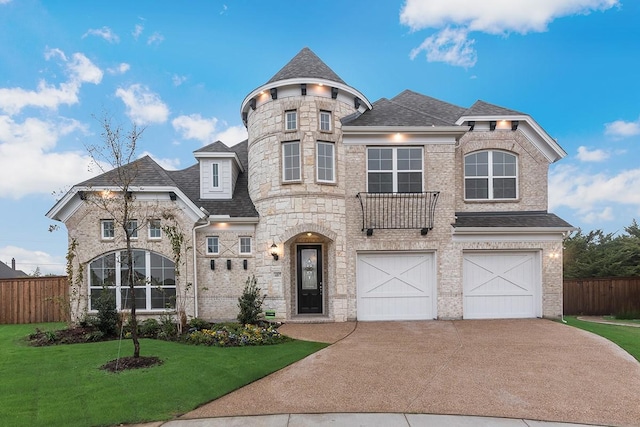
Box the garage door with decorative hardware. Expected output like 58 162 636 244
463 251 540 319
357 252 435 321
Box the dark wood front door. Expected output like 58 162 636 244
297 245 323 314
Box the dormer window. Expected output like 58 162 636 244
464 150 517 200
319 110 332 132
285 110 297 131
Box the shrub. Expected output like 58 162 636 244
237 275 265 325
615 309 640 320
93 290 118 337
188 317 212 331
186 323 288 347
158 313 178 340
139 319 160 338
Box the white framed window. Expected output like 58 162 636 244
89 250 176 311
239 237 252 254
285 110 297 131
316 141 335 183
101 220 115 240
319 110 332 132
212 163 219 188
148 219 162 239
367 147 423 193
464 150 517 200
126 220 138 239
206 236 219 255
282 141 301 182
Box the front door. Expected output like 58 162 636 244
297 245 323 314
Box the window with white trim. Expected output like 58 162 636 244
316 141 335 183
212 163 219 188
285 110 297 131
101 220 115 239
206 236 219 255
319 110 331 132
126 220 138 239
88 250 176 311
367 147 423 193
148 219 162 239
239 237 252 254
282 141 301 182
464 150 517 200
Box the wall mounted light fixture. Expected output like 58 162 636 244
210 259 215 270
270 243 279 261
243 259 248 270
226 259 231 270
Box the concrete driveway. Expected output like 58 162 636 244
184 319 640 427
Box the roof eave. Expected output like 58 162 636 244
342 125 469 136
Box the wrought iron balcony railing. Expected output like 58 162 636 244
356 191 440 236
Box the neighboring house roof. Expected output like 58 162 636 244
453 211 573 229
0 260 28 279
267 47 346 85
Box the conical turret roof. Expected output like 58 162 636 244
266 47 346 85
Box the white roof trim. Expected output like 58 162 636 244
194 152 244 172
342 125 468 136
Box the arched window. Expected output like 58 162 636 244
88 250 176 311
464 150 517 200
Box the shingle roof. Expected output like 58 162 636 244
267 47 346 85
0 260 28 279
342 98 452 126
78 155 176 188
194 141 234 154
453 211 573 228
392 90 467 125
461 100 524 117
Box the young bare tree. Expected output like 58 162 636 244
85 114 147 358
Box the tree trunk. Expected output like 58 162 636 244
125 224 140 358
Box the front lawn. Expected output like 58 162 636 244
0 323 326 427
563 316 640 362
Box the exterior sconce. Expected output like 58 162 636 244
331 87 338 99
226 260 231 270
270 243 279 261
210 259 215 270
511 120 519 131
270 88 278 100
420 228 429 236
169 192 177 201
366 228 373 236
243 259 248 270
468 121 475 131
249 98 256 110
489 121 497 131
300 83 307 95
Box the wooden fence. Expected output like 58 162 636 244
0 276 69 324
564 276 640 315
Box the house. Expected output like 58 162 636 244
47 47 573 323
0 259 29 279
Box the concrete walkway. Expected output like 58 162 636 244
180 319 640 427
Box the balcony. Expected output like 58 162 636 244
356 191 440 236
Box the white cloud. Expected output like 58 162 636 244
605 118 640 138
147 32 164 46
0 246 65 276
107 63 130 75
582 207 614 224
172 74 187 86
0 49 102 115
409 27 476 67
82 26 120 43
172 114 218 143
214 125 248 146
0 115 97 199
0 0 13 4
401 0 620 67
549 164 640 223
576 146 609 162
115 84 169 125
139 151 180 170
132 23 144 40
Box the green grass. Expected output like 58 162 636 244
0 323 327 427
563 316 640 362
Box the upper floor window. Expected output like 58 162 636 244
285 110 297 131
319 110 332 132
212 163 219 188
88 250 176 311
282 141 301 182
239 237 252 254
101 220 115 240
316 141 335 183
126 220 138 239
206 236 219 255
148 219 162 239
464 150 517 200
367 147 423 193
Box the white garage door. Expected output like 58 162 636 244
357 252 435 321
463 251 540 319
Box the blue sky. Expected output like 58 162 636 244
1 0 638 275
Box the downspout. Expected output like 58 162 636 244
192 219 210 319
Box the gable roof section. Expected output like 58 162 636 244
78 155 176 188
0 260 28 279
392 90 467 125
267 47 346 85
461 100 524 117
194 140 234 154
342 98 453 127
